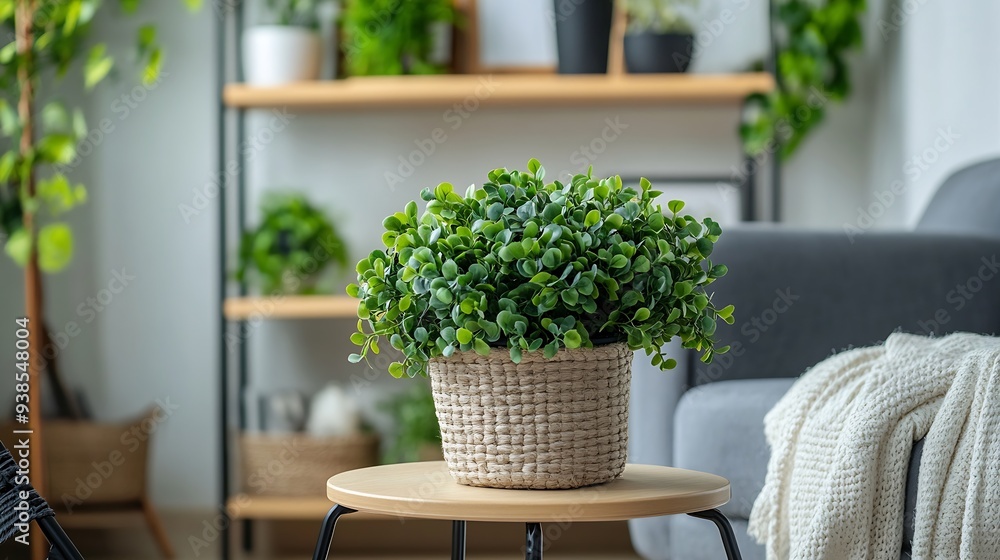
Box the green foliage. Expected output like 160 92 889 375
741 0 865 158
236 192 349 295
341 0 455 76
622 0 698 34
0 0 200 273
348 159 734 378
264 0 322 29
380 384 440 463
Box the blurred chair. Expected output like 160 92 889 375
0 441 85 559
629 157 1000 559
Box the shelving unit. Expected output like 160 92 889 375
223 295 358 320
216 6 778 560
223 73 775 109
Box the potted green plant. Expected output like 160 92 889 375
348 160 733 490
244 0 325 85
622 0 698 73
553 0 614 74
236 192 348 295
340 0 455 76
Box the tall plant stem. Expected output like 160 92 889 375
15 2 47 559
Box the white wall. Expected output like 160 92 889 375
865 0 1000 228
0 0 891 509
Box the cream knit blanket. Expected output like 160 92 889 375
748 333 1000 559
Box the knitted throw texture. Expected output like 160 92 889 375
749 332 1000 559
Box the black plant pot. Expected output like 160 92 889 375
553 0 614 74
624 32 694 73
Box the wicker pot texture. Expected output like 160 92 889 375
429 342 632 490
240 433 378 496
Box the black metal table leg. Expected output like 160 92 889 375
688 509 743 560
525 522 543 560
452 520 467 560
311 504 356 560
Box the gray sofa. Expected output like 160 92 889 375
629 158 1000 559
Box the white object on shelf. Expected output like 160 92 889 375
306 384 360 437
428 21 453 66
477 0 557 70
243 26 321 86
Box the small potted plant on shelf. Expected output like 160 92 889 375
340 0 455 76
348 159 733 490
553 0 614 74
237 192 348 295
622 0 698 73
244 0 326 85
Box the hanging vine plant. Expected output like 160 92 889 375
740 0 866 158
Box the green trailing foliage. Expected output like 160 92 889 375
236 192 348 295
340 0 455 76
1 0 200 272
741 0 866 158
348 159 734 379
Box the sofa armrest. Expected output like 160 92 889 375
692 226 1000 385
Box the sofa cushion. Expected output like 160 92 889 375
674 378 795 519
674 377 924 556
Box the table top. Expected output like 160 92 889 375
326 462 730 522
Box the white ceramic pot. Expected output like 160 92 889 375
243 26 321 86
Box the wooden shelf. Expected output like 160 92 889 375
224 73 774 110
227 494 385 520
224 295 358 320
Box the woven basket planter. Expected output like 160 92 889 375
429 342 632 490
240 433 378 496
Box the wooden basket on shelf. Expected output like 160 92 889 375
1 410 151 505
239 433 379 497
45 418 150 504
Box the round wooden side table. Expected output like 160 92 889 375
312 461 742 560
